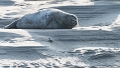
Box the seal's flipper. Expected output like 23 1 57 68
3 20 18 29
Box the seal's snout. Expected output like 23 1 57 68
70 15 78 26
71 20 77 26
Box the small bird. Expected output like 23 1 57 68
48 38 53 42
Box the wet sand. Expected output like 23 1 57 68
0 0 120 68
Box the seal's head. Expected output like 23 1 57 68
65 14 78 29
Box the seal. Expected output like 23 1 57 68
3 8 78 29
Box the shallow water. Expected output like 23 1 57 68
0 0 15 6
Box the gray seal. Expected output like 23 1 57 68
3 8 78 29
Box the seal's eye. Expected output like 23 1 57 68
70 15 76 20
69 15 77 26
72 17 76 21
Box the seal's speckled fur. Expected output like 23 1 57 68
4 8 78 29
